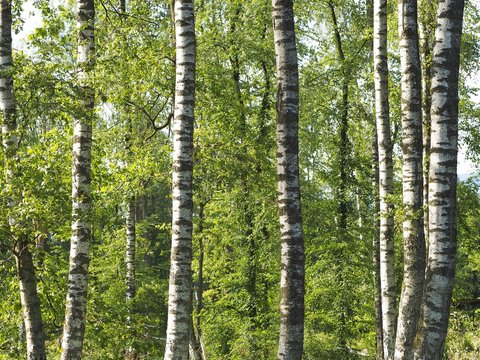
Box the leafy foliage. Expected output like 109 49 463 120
0 0 479 358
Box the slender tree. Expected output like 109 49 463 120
271 1 305 359
1 1 47 358
125 197 136 358
367 2 384 357
123 111 136 360
193 201 207 360
164 0 196 358
394 0 425 357
372 129 384 360
418 0 435 253
373 0 396 356
414 0 464 357
328 1 352 350
61 0 95 358
118 4 137 359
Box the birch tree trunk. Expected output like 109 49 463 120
272 1 305 359
414 0 464 357
418 0 435 256
373 0 396 356
164 1 195 359
194 201 207 360
14 241 47 360
394 0 425 357
1 1 47 358
368 3 384 357
61 0 95 358
125 198 136 359
372 131 384 360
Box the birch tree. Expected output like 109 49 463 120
123 111 136 360
419 0 436 247
372 130 384 360
394 0 425 357
373 0 396 356
415 0 464 357
125 197 136 357
272 1 305 359
328 2 352 349
164 0 196 358
117 3 137 358
1 1 47 358
61 0 95 358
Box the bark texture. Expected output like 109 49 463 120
164 1 195 359
15 240 47 360
414 0 464 358
372 131 384 360
271 1 305 359
61 0 95 358
395 0 425 357
1 1 46 358
373 0 396 357
126 199 136 303
193 202 207 360
418 0 435 250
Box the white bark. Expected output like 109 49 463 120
372 131 384 360
414 0 464 357
125 199 136 306
1 1 46 358
394 0 425 357
373 0 396 357
418 0 435 252
61 1 95 359
164 1 195 359
272 1 305 359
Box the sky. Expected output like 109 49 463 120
12 1 479 178
12 1 43 48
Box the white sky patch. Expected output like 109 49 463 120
461 63 480 178
12 1 43 49
458 145 477 177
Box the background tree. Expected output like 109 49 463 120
1 0 46 358
394 0 425 356
373 0 396 356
